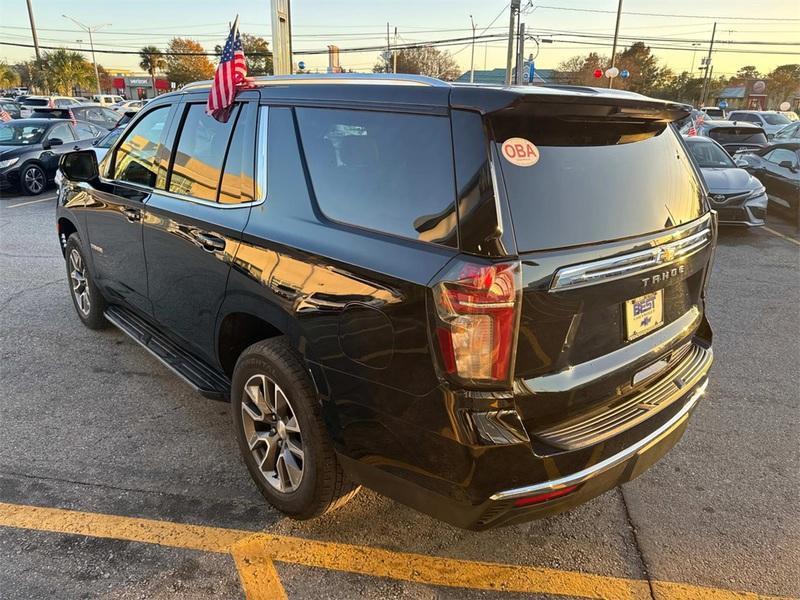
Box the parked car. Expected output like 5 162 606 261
18 96 81 118
28 106 121 132
92 94 124 106
773 121 800 142
0 118 101 194
110 99 148 113
735 142 800 224
682 136 767 226
700 106 726 119
56 75 715 530
778 111 798 122
0 100 21 120
726 110 793 139
681 120 768 155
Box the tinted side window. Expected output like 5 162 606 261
48 122 75 142
219 103 258 204
296 108 456 244
74 122 99 140
113 106 170 187
766 148 797 166
168 103 239 201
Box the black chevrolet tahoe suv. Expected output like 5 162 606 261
56 74 715 530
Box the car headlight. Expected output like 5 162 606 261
0 157 19 169
746 185 766 199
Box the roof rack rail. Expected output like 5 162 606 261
181 73 450 91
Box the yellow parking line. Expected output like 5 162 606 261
232 538 288 600
0 501 794 600
762 226 800 246
5 196 57 209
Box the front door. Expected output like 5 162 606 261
84 102 177 315
142 98 259 364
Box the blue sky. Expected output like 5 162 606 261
1 1 798 76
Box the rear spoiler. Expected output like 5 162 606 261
450 86 690 123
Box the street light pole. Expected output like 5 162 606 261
63 15 110 95
608 0 623 88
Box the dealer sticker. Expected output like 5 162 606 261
501 137 539 167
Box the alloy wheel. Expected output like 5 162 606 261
24 166 44 194
241 373 305 493
69 249 91 316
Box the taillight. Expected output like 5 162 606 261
432 261 521 385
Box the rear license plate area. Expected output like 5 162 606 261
625 289 664 341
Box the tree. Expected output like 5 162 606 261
215 34 273 76
734 65 760 81
41 49 94 95
139 46 166 91
615 42 673 95
0 61 20 88
657 71 705 103
766 64 800 108
165 38 214 87
373 46 460 80
556 52 608 86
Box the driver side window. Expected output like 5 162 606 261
113 105 170 188
765 148 797 167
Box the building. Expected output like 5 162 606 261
111 75 171 100
455 67 557 85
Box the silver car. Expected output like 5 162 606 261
727 110 793 139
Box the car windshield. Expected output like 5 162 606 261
687 140 735 168
762 113 791 126
0 122 47 145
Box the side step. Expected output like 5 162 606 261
104 305 230 401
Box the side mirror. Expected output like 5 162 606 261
59 150 98 183
778 160 798 172
43 137 63 150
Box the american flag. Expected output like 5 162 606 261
207 18 247 122
0 110 11 122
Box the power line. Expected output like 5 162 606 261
533 5 800 21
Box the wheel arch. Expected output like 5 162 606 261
57 216 78 256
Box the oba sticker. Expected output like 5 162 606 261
501 137 539 167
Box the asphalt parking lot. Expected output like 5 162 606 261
0 188 798 600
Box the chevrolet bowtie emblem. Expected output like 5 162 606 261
658 247 676 263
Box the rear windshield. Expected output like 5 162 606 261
491 116 704 252
709 128 768 145
704 109 723 117
22 98 49 107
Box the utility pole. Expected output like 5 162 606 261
386 23 391 73
469 15 476 83
271 0 292 75
26 0 41 62
700 22 717 106
515 22 525 85
505 0 521 85
608 0 623 88
393 27 398 74
63 15 110 95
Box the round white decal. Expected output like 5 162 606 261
501 137 539 167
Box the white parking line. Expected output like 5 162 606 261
4 195 57 209
763 226 800 247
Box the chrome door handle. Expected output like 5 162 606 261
195 232 226 252
122 208 141 222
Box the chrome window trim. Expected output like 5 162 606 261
256 105 268 202
490 378 707 502
550 223 712 292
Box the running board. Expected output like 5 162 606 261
104 305 230 401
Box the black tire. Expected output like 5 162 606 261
232 337 359 519
64 234 109 330
20 162 47 195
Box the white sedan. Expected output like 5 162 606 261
110 99 148 114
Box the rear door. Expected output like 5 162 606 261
141 97 259 364
487 104 713 431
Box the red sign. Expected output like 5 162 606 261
112 77 125 90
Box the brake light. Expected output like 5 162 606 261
433 262 520 384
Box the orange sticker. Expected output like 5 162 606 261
501 137 539 167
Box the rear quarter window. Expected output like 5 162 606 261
295 108 457 246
